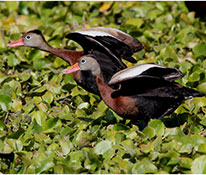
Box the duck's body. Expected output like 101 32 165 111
65 55 204 122
7 27 143 95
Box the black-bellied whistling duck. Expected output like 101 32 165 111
7 27 143 95
64 55 204 123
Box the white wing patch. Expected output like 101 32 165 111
74 30 118 39
109 64 163 85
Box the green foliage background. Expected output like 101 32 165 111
1 1 206 174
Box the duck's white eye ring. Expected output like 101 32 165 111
81 59 86 64
25 35 32 40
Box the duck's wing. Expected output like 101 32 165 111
83 27 144 62
110 74 203 99
109 63 183 85
66 27 143 65
110 75 178 98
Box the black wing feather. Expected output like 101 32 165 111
141 66 184 81
92 36 137 63
111 75 203 99
66 32 126 68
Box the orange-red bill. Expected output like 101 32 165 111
63 63 80 74
7 38 24 47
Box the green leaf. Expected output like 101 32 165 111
74 131 92 148
59 137 71 156
94 140 112 155
148 119 165 136
44 118 61 130
32 110 47 127
6 53 20 67
5 1 19 12
6 139 23 151
197 82 206 94
198 143 206 153
191 155 206 174
193 42 206 57
0 95 12 111
160 46 177 61
36 160 54 174
132 160 157 174
143 126 155 139
42 91 54 104
77 102 89 109
33 58 52 71
125 18 143 28
174 135 206 153
179 157 193 169
188 72 200 82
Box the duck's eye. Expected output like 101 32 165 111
25 35 32 40
81 59 86 64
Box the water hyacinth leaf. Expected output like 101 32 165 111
125 18 143 28
42 91 54 104
121 140 136 157
160 46 177 61
132 160 157 174
77 102 89 109
197 143 206 153
0 95 12 111
11 99 22 112
35 159 55 174
0 120 6 131
74 131 92 148
8 128 25 139
188 72 200 82
5 1 19 12
0 141 13 153
191 155 206 174
148 119 165 136
28 50 46 61
33 58 52 71
193 42 206 58
174 135 206 153
59 137 71 156
32 110 47 127
44 118 61 130
143 126 155 139
113 123 130 131
94 140 112 155
115 132 126 144
200 118 206 127
53 57 68 68
45 83 61 94
179 157 193 169
164 127 185 138
197 82 206 94
6 53 20 67
6 139 23 151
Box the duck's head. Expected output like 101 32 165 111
7 29 49 50
64 56 101 76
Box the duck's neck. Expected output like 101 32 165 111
39 43 84 65
96 75 116 109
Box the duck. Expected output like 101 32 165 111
64 55 204 123
7 27 144 95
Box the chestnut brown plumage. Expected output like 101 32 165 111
65 55 204 123
7 27 143 95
